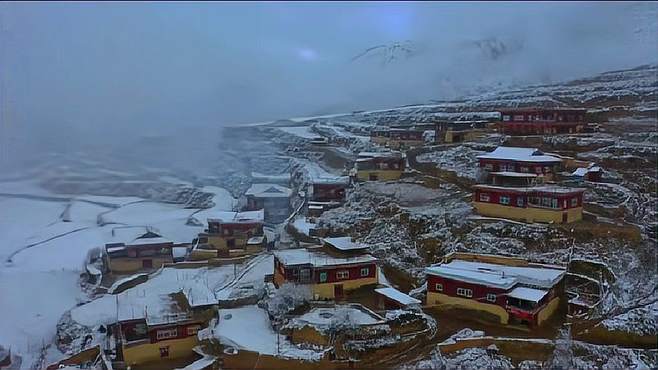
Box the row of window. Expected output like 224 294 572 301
479 193 579 208
502 114 583 122
155 325 200 341
435 283 497 303
318 267 370 282
482 163 552 174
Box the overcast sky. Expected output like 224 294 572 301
0 1 656 169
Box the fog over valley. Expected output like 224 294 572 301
1 2 657 173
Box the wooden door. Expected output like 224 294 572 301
334 284 344 299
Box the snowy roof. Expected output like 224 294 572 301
105 236 174 253
116 292 191 325
571 165 602 177
208 210 264 224
245 183 292 198
285 305 384 331
571 167 589 177
322 237 368 251
498 107 587 113
374 287 421 306
477 147 561 163
507 287 549 303
357 151 403 159
425 260 565 289
247 236 265 244
490 171 538 178
312 176 350 185
274 248 377 267
131 236 173 245
215 306 324 360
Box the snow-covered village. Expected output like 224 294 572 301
1 2 657 370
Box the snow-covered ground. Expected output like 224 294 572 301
0 176 237 369
215 306 325 360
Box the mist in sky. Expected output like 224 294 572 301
0 1 656 172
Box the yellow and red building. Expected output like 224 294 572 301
477 146 563 181
370 128 425 149
426 253 566 327
105 233 183 274
273 240 378 300
353 151 406 182
191 210 265 259
472 184 585 224
497 107 587 135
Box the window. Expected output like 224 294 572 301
486 293 497 303
226 239 235 248
187 325 201 336
123 322 148 342
479 193 490 202
223 228 231 236
517 198 525 207
156 328 178 341
360 267 369 277
300 269 311 282
319 272 328 282
514 115 525 121
435 283 443 292
542 197 552 207
484 163 494 171
336 270 349 280
500 196 510 205
520 166 529 173
570 197 578 207
502 115 511 121
535 167 543 174
456 288 473 298
552 198 559 209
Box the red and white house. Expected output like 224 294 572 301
477 146 563 179
273 244 378 300
497 108 587 135
426 256 566 327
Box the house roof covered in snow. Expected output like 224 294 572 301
208 210 264 224
374 287 421 306
116 292 192 326
357 151 403 160
507 286 549 303
322 237 368 251
425 260 565 290
311 176 350 185
245 183 292 198
490 171 538 178
274 248 377 268
105 235 174 253
477 147 562 163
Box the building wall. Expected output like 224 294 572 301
427 275 508 307
314 263 377 284
478 159 561 175
312 276 378 299
290 326 329 346
537 297 560 326
122 336 197 366
426 291 510 324
473 201 583 223
108 256 172 274
356 169 404 182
